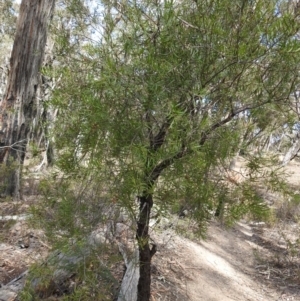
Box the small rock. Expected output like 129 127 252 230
0 289 17 301
18 237 30 249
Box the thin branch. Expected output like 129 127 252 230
199 100 271 145
149 100 272 183
0 139 27 151
150 115 173 151
177 17 200 29
150 143 190 183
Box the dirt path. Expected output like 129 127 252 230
151 220 300 301
177 225 275 301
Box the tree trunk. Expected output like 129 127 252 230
0 0 55 197
136 194 156 301
118 247 139 301
281 134 300 166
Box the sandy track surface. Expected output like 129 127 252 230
151 220 299 301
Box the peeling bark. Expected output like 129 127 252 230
0 0 55 197
118 246 139 301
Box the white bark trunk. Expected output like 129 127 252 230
281 137 300 166
117 245 139 301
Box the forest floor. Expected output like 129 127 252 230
0 158 300 301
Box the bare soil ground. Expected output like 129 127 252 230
0 159 300 301
150 220 300 301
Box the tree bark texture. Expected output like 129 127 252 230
118 247 139 301
136 194 156 301
0 0 55 197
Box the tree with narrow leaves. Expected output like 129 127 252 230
38 1 300 300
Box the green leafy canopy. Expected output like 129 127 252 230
45 0 300 232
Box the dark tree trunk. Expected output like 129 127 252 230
0 0 55 197
136 194 156 301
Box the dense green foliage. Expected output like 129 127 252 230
46 0 300 225
29 0 300 300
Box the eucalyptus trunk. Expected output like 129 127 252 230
0 0 55 197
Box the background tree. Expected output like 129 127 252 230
33 0 300 300
0 1 18 109
0 0 17 65
0 0 55 197
28 0 98 172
